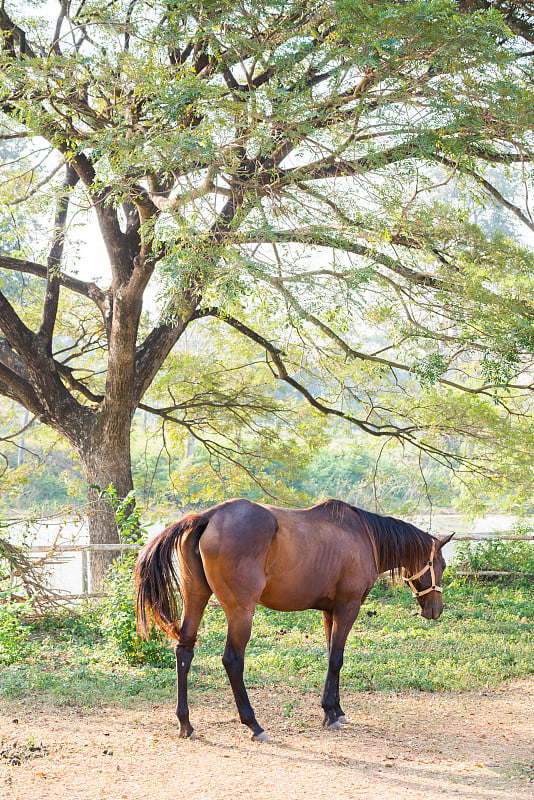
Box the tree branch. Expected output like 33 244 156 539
133 307 197 405
0 255 109 319
0 359 44 416
39 162 80 351
192 307 478 468
238 227 445 289
434 153 534 233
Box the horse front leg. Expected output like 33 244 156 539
321 647 345 730
222 608 268 741
322 609 346 724
321 602 360 730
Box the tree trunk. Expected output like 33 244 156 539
76 419 135 592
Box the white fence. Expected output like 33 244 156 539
26 542 140 598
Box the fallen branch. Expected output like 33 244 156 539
0 535 81 616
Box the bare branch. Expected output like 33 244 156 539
5 160 65 206
434 153 534 233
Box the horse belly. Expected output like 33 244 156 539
259 570 337 612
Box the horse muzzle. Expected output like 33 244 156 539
420 599 444 620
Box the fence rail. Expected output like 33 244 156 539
22 532 534 601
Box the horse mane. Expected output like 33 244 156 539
319 499 434 578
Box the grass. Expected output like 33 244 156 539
193 578 534 693
0 576 532 710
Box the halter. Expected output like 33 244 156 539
403 546 442 598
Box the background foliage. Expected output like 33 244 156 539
2 0 534 526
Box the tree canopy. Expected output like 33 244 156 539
2 0 534 582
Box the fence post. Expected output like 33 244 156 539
81 550 89 597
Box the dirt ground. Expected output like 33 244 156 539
1 678 533 800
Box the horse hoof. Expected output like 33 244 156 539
252 731 270 742
327 720 342 731
337 715 348 724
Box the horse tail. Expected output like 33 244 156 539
134 513 208 639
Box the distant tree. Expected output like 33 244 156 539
2 1 534 586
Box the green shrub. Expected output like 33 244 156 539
452 525 534 583
99 554 175 667
0 603 31 665
94 484 149 543
93 489 174 666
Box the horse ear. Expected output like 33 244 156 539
436 532 454 550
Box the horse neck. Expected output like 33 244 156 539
373 524 433 577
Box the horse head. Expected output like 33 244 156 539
403 533 454 620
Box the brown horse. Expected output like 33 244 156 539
135 498 452 741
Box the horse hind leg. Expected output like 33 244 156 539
222 607 268 741
197 503 276 741
175 590 211 739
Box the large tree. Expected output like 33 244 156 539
2 0 534 586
